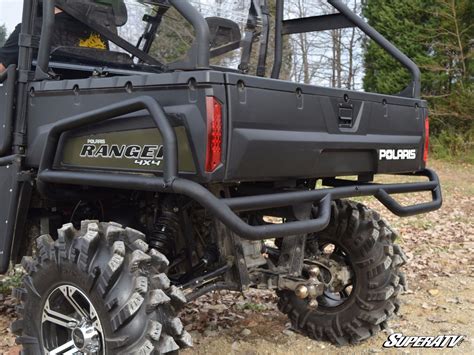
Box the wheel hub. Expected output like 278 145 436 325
305 241 355 308
72 320 100 353
306 258 352 293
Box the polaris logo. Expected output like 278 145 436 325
379 149 417 160
80 144 164 160
383 333 464 348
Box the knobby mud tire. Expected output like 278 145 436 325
277 200 407 345
11 221 191 354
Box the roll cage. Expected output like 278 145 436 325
22 0 420 96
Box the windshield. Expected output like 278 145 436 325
119 0 261 69
113 1 150 49
51 0 264 73
149 0 261 69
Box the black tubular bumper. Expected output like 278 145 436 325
37 96 442 240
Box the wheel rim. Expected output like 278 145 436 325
41 285 105 355
313 241 355 309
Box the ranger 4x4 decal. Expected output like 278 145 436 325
80 142 164 164
60 128 196 173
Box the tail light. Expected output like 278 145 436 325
205 97 223 172
423 116 429 163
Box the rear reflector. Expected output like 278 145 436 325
423 117 429 163
205 97 223 172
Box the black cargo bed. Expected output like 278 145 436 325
223 73 427 181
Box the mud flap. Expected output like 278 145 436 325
0 161 20 273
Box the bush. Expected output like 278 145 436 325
0 266 24 295
431 128 474 164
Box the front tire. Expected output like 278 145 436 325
12 221 192 354
277 200 407 345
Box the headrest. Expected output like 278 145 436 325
54 0 128 27
93 0 128 26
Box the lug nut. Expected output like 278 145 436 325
295 285 309 299
308 266 320 277
307 284 318 298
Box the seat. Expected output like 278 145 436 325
51 46 134 66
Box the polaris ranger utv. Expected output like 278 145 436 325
0 0 442 353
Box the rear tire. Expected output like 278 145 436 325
277 200 407 345
12 221 192 354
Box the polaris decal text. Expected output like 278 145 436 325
379 149 417 160
80 141 164 167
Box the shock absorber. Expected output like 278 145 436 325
149 203 181 259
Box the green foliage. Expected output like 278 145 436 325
363 0 438 95
0 24 7 47
431 126 474 163
0 267 23 295
237 302 267 312
363 0 473 160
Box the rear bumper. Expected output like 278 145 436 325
37 95 442 240
177 168 442 239
40 167 442 240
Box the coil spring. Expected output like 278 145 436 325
149 208 180 258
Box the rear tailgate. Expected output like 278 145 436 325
224 73 427 181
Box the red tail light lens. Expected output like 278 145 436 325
423 116 429 163
205 97 223 172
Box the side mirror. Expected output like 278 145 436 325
206 17 241 49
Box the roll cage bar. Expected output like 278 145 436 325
270 0 421 98
23 0 420 98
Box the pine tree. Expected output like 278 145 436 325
362 0 438 95
427 0 473 125
363 0 473 157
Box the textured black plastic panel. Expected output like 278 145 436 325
224 73 426 180
0 67 15 155
25 70 427 183
0 163 19 273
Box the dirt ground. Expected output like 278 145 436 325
0 159 473 354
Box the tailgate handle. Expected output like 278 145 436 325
338 104 353 128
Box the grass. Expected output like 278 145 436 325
406 219 435 230
237 302 267 312
0 267 23 295
431 146 474 165
430 129 474 164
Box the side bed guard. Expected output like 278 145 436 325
38 96 442 241
0 65 16 156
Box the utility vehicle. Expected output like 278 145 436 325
0 0 442 353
